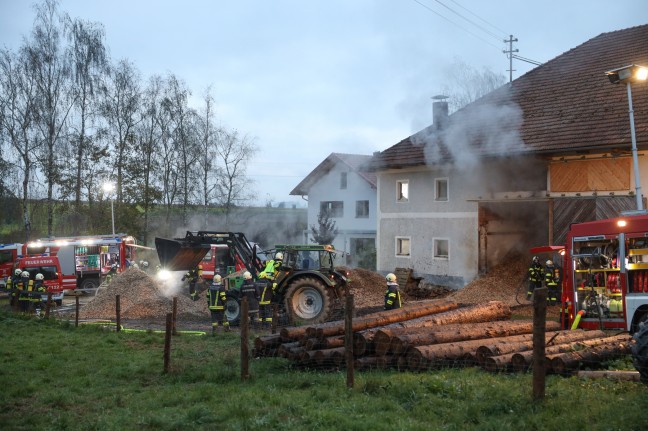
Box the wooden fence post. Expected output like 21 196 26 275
164 312 172 373
532 287 547 401
45 292 52 319
271 304 278 334
345 293 355 388
115 294 121 332
241 296 250 381
172 297 178 336
75 295 80 327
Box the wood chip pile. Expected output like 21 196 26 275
78 268 209 321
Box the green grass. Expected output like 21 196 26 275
1 311 647 431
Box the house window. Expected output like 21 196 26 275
340 172 347 190
355 200 369 218
434 238 449 259
320 201 343 218
396 237 411 257
435 178 448 201
397 180 409 202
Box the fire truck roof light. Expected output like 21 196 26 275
617 220 627 227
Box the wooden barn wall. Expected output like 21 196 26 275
550 159 630 192
552 197 637 245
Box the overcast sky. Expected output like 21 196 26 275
1 0 646 207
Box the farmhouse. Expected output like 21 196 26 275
370 25 648 288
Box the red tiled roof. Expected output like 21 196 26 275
290 153 377 196
372 24 648 170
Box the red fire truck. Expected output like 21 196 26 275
199 244 248 281
26 234 139 292
559 212 648 333
0 243 27 287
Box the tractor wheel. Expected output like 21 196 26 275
632 316 648 385
225 295 241 327
284 277 332 325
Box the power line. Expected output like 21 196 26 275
411 0 501 51
447 0 508 36
432 0 504 42
512 54 543 66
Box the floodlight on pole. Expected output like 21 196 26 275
103 182 116 236
605 64 647 211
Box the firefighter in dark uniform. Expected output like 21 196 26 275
544 260 562 306
527 256 543 301
106 263 118 284
17 271 32 312
182 265 203 301
31 273 47 315
240 271 261 326
207 274 229 334
7 268 23 307
258 252 283 326
384 273 402 310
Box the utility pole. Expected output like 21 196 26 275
503 35 518 83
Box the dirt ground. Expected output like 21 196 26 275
65 253 558 330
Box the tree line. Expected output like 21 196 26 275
0 0 257 244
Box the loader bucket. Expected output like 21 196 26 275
155 237 210 271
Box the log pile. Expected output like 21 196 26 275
253 299 633 375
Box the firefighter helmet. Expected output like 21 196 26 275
35 273 44 281
532 256 539 264
546 260 553 266
244 271 252 280
386 273 397 282
21 271 30 278
15 268 22 276
275 252 283 260
214 274 222 283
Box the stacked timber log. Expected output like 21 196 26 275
252 299 633 375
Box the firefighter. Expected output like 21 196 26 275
6 269 22 308
17 271 32 313
258 252 283 326
384 273 402 310
106 263 118 284
527 256 544 301
31 273 47 316
206 274 229 334
240 271 261 327
182 265 203 301
544 260 562 306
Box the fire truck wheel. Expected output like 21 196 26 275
80 278 100 293
284 277 332 325
632 319 648 385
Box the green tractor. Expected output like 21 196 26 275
155 232 349 325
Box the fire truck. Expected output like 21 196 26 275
0 243 27 287
26 234 139 292
559 212 648 333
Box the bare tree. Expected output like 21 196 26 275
101 59 141 204
215 129 257 225
196 86 219 228
65 16 108 214
441 59 507 113
26 0 74 235
0 48 40 241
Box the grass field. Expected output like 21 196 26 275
1 311 647 431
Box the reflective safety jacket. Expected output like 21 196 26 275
31 280 47 302
240 279 260 313
259 259 282 280
528 263 543 283
206 282 227 310
544 265 562 287
384 282 402 310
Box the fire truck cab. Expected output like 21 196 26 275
13 255 64 305
562 213 648 333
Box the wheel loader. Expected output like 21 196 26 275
155 231 349 325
